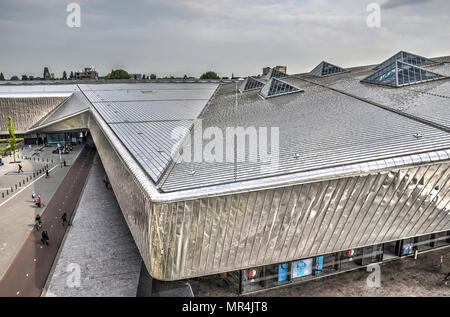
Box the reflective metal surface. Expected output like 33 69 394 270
151 162 450 280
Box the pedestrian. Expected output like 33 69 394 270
45 169 49 178
34 214 42 231
18 164 23 173
41 230 49 245
444 272 450 286
440 255 444 271
104 175 109 189
36 195 41 208
32 192 36 203
62 212 67 226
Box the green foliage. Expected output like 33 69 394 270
10 76 19 81
63 71 67 80
6 115 18 161
107 69 131 80
0 72 4 80
200 71 220 80
21 75 28 80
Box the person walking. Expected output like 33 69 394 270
61 212 67 227
41 231 49 245
34 214 42 231
444 272 450 286
18 164 23 173
32 192 36 203
45 169 49 178
36 196 41 208
104 174 109 189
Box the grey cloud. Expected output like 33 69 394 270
381 0 437 9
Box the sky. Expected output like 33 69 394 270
0 0 449 78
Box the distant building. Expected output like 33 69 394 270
74 67 98 80
263 65 287 75
43 67 51 80
129 74 143 80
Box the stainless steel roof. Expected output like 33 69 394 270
160 59 450 192
299 56 450 131
80 83 220 182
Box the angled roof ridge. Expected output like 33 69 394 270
30 93 73 129
156 84 222 187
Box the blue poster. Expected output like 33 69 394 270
278 263 289 282
315 256 323 274
292 258 313 278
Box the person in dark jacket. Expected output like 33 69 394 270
445 272 450 286
62 213 67 226
41 231 49 245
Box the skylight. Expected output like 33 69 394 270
263 68 288 80
310 61 349 77
239 76 265 92
260 78 302 98
374 51 438 70
362 60 444 87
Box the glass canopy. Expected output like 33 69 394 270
260 78 301 98
310 61 348 77
362 60 444 87
374 51 438 70
240 76 265 92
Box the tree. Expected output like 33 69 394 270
63 71 67 80
10 76 19 81
200 71 220 80
7 115 18 162
150 74 157 80
70 71 74 79
21 75 28 81
0 72 4 80
107 69 131 80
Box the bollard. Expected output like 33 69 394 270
15 184 17 189
27 177 28 182
2 193 3 199
6 190 8 195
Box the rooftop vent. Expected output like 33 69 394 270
374 51 438 70
259 78 302 98
239 76 266 93
309 61 349 77
361 60 444 88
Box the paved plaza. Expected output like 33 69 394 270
45 154 142 297
189 247 450 297
0 145 83 281
0 145 95 296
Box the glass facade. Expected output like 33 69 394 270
233 230 450 294
362 60 444 87
310 61 348 77
374 51 438 70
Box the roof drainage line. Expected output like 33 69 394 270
156 84 222 188
107 119 196 124
296 77 450 134
90 98 211 103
